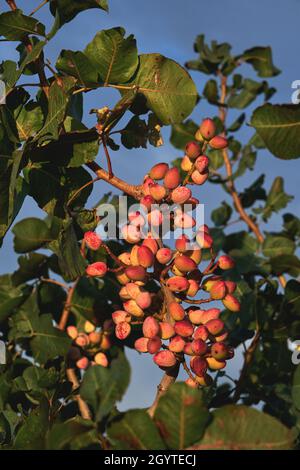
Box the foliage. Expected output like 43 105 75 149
0 2 299 451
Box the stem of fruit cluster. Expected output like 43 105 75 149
58 278 79 331
86 161 143 200
147 362 180 418
66 368 91 420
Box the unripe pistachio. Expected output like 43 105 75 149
160 322 175 339
122 224 141 244
171 186 192 204
137 245 154 268
112 310 131 324
149 162 169 180
84 231 102 250
172 264 185 277
174 254 197 273
199 118 216 140
174 211 196 229
115 271 130 285
174 319 194 338
125 266 147 282
135 337 149 353
143 316 160 338
191 339 207 356
222 294 241 312
210 280 227 300
84 320 95 334
140 195 155 212
189 248 202 264
86 261 107 278
147 336 162 354
211 342 228 360
185 141 201 160
194 128 204 142
166 276 189 292
224 280 237 294
191 169 209 185
163 167 180 189
94 352 108 367
202 277 221 292
100 334 111 350
123 299 144 317
136 291 152 309
142 237 159 255
185 377 199 388
67 326 78 340
195 155 209 173
215 331 229 342
156 247 173 264
169 335 186 352
147 209 164 226
149 183 167 201
206 357 226 370
183 342 194 356
190 356 208 376
89 331 102 344
118 252 131 265
128 211 145 227
181 155 193 172
175 234 190 253
115 321 131 340
195 373 213 386
218 255 235 270
205 319 225 336
153 350 177 368
76 357 89 370
209 135 228 149
75 334 89 348
186 279 199 297
196 230 213 249
194 325 209 341
168 301 185 321
142 176 155 195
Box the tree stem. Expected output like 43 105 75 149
148 363 180 418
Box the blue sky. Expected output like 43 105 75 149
0 0 299 409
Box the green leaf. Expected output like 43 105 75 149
0 10 45 41
13 402 49 450
0 274 29 323
154 382 210 449
12 253 48 285
193 405 294 450
227 79 264 109
269 255 300 277
50 0 108 27
126 54 197 125
12 218 54 253
85 27 138 85
240 46 280 77
251 104 300 159
292 365 300 411
260 177 293 221
284 280 300 317
9 292 71 363
47 417 100 450
56 50 99 86
170 120 198 150
203 79 219 104
211 201 232 227
262 235 295 258
81 350 130 421
107 409 166 450
33 77 76 144
121 116 148 149
15 102 44 141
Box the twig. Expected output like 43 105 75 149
147 363 180 418
101 134 114 179
29 0 49 16
66 368 91 420
58 278 79 330
40 277 68 290
86 161 143 200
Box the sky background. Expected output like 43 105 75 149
0 0 300 410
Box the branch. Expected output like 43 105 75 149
58 278 79 330
66 368 91 420
147 362 180 418
86 161 143 200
